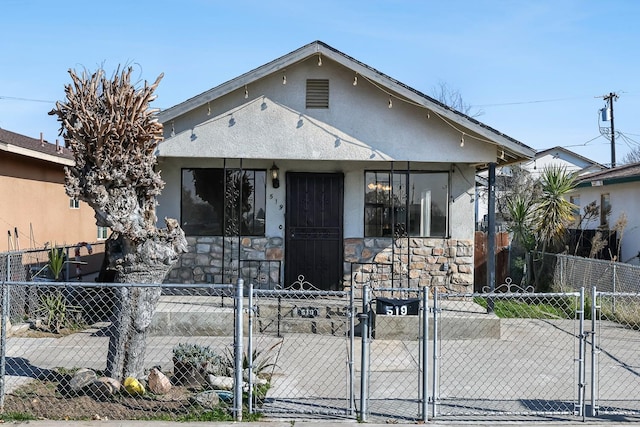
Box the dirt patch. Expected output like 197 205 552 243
4 375 229 421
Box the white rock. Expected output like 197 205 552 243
207 375 234 390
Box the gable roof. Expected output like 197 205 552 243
576 161 640 187
535 146 604 168
159 40 535 166
0 128 74 166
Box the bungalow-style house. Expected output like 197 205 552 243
572 162 640 265
156 41 535 291
0 128 104 276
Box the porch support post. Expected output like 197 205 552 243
487 162 496 312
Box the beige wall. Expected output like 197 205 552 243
0 152 102 252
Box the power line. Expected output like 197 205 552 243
0 95 55 103
473 95 590 108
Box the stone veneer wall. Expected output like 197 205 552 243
166 236 284 286
343 237 473 293
167 235 473 293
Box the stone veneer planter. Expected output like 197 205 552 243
167 235 472 292
343 237 473 293
166 236 284 287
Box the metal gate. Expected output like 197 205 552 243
433 288 585 419
248 282 354 418
360 285 429 422
591 289 640 418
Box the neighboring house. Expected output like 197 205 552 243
156 40 535 291
476 146 604 230
572 162 640 265
0 128 105 258
522 146 604 178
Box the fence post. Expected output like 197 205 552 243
348 282 355 416
590 285 598 417
612 263 617 313
432 287 439 419
0 281 7 412
247 280 254 414
577 287 586 418
234 278 244 421
359 283 370 422
421 286 429 422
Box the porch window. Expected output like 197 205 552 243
364 171 448 237
181 168 266 236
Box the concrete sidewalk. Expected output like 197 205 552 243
7 420 629 426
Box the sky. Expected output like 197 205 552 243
2 0 640 167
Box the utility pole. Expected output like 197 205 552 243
599 92 619 168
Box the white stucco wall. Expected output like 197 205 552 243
158 59 495 165
572 182 640 265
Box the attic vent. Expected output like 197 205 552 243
306 79 329 108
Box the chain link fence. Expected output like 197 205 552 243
1 257 640 422
554 254 640 294
1 244 104 323
592 290 640 416
364 286 427 421
0 281 238 421
249 286 353 418
434 289 583 419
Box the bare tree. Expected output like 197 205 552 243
431 81 484 118
49 67 187 381
621 146 640 165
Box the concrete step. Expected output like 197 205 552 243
148 295 500 340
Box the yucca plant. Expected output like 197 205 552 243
532 165 577 290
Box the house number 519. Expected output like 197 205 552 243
385 305 408 316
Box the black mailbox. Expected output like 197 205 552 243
375 297 420 316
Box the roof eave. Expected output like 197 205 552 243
0 142 75 166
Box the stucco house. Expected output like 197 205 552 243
156 41 535 291
572 162 640 265
0 129 107 253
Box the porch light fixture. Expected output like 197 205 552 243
270 163 280 188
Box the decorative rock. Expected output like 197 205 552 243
69 368 97 393
85 380 114 400
242 369 268 386
207 375 234 390
148 367 172 394
192 390 220 409
97 377 121 393
124 377 145 396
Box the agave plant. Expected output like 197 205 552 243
47 245 66 281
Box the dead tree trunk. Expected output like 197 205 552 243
105 226 185 380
